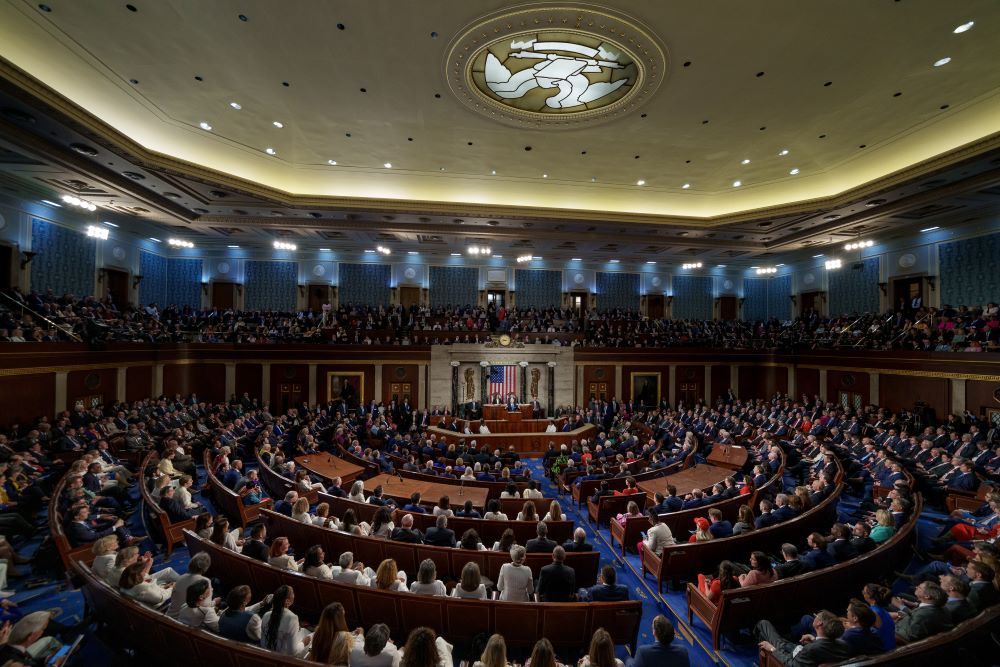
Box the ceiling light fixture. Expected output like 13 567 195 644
825 258 842 270
844 240 875 250
320 248 332 252
646 261 657 264
571 258 582 262
450 253 462 257
716 264 727 268
789 168 800 175
40 199 62 207
168 238 194 248
920 226 940 233
60 194 98 211
229 102 242 110
933 57 952 67
265 147 276 155
273 241 297 251
149 237 161 243
516 255 533 263
364 250 376 253
376 245 391 255
755 267 777 275
953 21 974 33
681 183 691 189
732 180 742 187
102 221 118 228
542 174 548 178
272 121 283 128
227 245 240 248
741 159 750 165
636 179 645 186
384 162 392 168
812 254 824 258
199 121 212 131
682 262 703 270
466 245 491 256
778 149 789 156
407 251 418 255
86 225 109 240
491 170 496 175
327 160 337 165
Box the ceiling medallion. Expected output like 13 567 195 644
446 4 667 128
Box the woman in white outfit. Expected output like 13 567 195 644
496 546 533 602
261 585 312 658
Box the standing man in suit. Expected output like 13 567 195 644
756 610 850 666
466 399 480 421
627 615 690 667
531 398 542 419
536 547 576 602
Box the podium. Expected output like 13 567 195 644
482 404 530 420
706 445 749 470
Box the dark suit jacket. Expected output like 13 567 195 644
895 604 951 642
390 527 424 544
0 645 44 667
827 539 859 563
772 637 850 666
424 527 457 547
587 583 629 602
562 539 594 552
945 598 976 624
968 581 1000 612
537 562 576 602
626 641 690 667
525 537 558 553
66 519 113 546
775 559 807 579
754 512 778 529
243 539 269 562
840 627 884 657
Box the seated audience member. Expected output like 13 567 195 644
333 551 373 586
455 499 481 519
580 628 622 667
826 523 859 563
243 524 269 562
178 579 220 632
483 499 509 521
403 492 427 514
290 497 312 524
492 528 518 553
562 527 593 552
459 528 487 551
941 575 976 624
261 585 312 657
892 581 952 643
869 508 896 544
756 610 850 666
737 551 777 587
536 546 576 602
542 500 564 522
585 565 629 602
0 611 64 666
850 521 877 555
706 561 739 604
168 552 212 618
424 515 457 547
473 634 509 667
774 544 807 579
688 517 713 543
801 532 834 570
525 521 557 553
967 561 999 612
626 615 690 667
409 558 447 596
399 626 454 667
391 513 424 544
452 562 488 599
268 537 301 571
639 509 676 557
862 583 897 652
120 560 174 609
302 545 334 580
309 603 354 665
348 480 367 503
372 558 408 592
525 638 562 667
432 495 454 518
274 491 297 517
497 545 534 602
518 501 539 522
707 508 733 538
732 505 756 535
218 584 269 643
351 623 400 667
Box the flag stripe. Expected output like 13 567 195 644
488 365 517 398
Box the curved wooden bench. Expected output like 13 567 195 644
184 529 640 651
256 449 318 505
76 561 318 667
571 447 684 508
689 495 923 650
48 470 92 571
260 508 600 588
203 451 271 528
640 475 843 592
139 450 197 556
588 492 648 527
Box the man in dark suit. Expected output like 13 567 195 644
424 515 457 547
586 565 629 602
895 582 952 642
403 492 427 514
562 527 594 552
756 610 850 666
65 505 134 547
242 524 269 562
536 547 576 602
774 543 807 579
530 398 542 419
466 399 480 420
627 615 690 667
826 524 859 563
754 499 778 529
941 576 976 624
967 561 1000 612
274 491 297 517
390 514 424 544
707 508 733 538
525 521 558 553
159 485 197 522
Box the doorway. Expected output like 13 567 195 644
486 290 506 309
718 296 738 320
892 276 925 313
569 291 587 314
399 286 421 309
799 291 824 317
103 268 130 310
0 245 14 292
647 294 664 318
212 282 236 310
307 284 330 313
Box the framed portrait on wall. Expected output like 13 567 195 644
630 372 660 409
327 372 364 407
987 407 1000 430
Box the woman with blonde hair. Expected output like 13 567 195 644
372 558 409 591
314 502 339 529
90 534 119 579
869 509 896 543
348 480 367 503
497 545 533 601
474 634 510 667
268 537 301 571
291 497 312 524
543 500 563 522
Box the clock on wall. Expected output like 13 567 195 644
499 334 512 347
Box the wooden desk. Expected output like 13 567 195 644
427 424 596 455
482 404 531 421
637 464 733 500
706 445 749 470
363 473 490 510
295 455 365 486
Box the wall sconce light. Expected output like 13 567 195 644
20 251 38 269
201 282 209 295
132 275 144 289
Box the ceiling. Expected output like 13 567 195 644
0 0 1000 265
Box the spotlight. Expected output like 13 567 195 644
273 241 297 251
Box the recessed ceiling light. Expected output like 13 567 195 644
384 162 392 168
933 57 951 67
273 121 283 128
102 221 119 227
681 183 691 189
636 179 645 186
750 266 759 269
493 255 503 258
775 263 785 267
920 226 940 232
149 237 161 243
953 21 974 33
364 249 376 253
789 168 800 175
227 244 240 248
571 258 582 261
199 121 212 131
779 149 789 156
40 199 61 207
327 160 337 165
491 170 496 175
646 260 656 264
450 253 461 256
229 102 242 110
542 174 548 178
320 248 332 252
265 147 276 155
732 180 742 187
609 259 620 263
716 264 727 268
813 254 824 258
407 251 418 255
741 159 750 165
532 256 542 260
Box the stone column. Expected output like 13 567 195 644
261 363 271 406
152 364 163 397
116 367 127 402
482 363 490 403
576 364 584 407
614 365 623 402
668 365 677 407
950 378 966 415
225 362 236 399
704 366 712 403
308 364 317 406
519 362 528 403
450 362 459 414
547 362 556 414
418 364 428 410
730 365 739 398
55 371 67 413
374 364 383 405
870 373 880 406
787 366 796 398
818 369 828 402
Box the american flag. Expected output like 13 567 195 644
489 365 517 399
